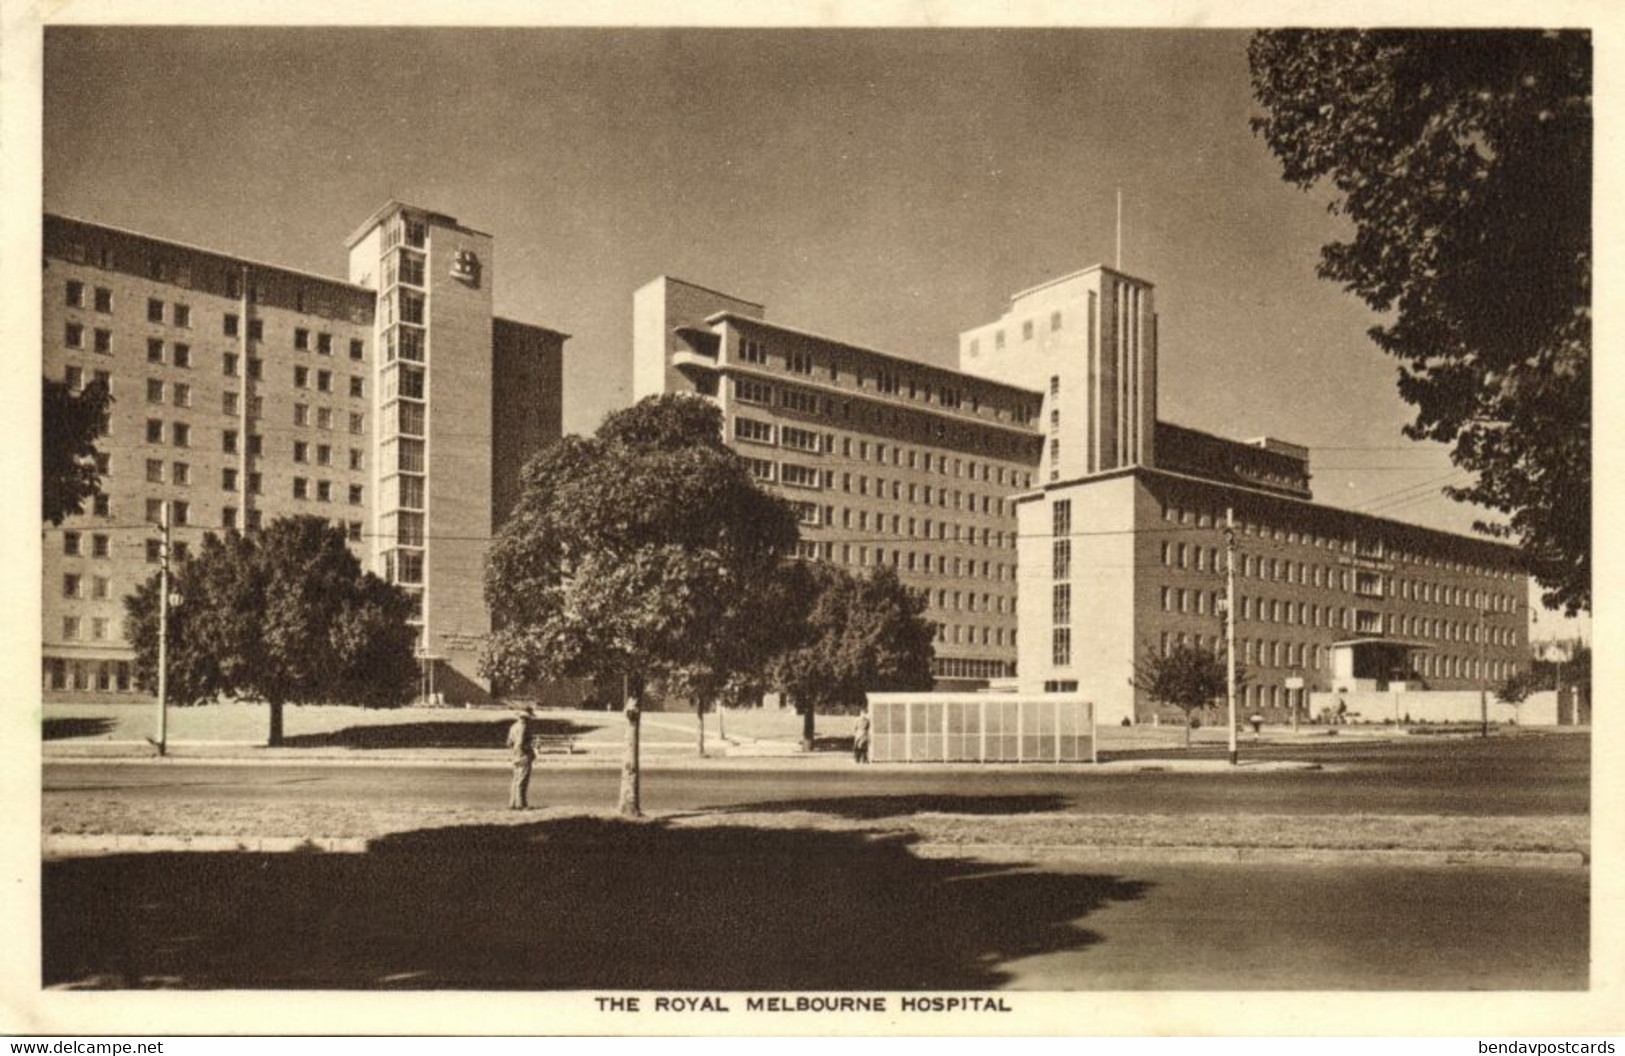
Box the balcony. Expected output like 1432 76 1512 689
671 326 720 377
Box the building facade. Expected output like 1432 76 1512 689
641 265 1529 713
634 276 1044 684
41 204 567 703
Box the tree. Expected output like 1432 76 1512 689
124 516 417 745
43 376 111 525
768 563 936 750
1131 644 1244 748
1249 30 1591 613
483 394 800 813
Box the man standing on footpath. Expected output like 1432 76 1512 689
508 705 538 809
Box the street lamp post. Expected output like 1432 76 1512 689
1225 506 1238 766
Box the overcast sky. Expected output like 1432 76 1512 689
40 26 1587 632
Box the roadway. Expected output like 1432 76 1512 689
43 733 1590 817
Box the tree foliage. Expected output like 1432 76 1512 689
124 516 417 744
1132 644 1244 744
768 562 936 744
1249 30 1591 613
482 394 801 699
43 376 111 525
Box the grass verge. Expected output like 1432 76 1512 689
42 797 1587 857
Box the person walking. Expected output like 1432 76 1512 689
508 705 537 810
852 712 872 764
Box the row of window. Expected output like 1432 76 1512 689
57 244 375 322
731 339 1035 423
1156 586 1518 647
145 410 366 451
43 658 136 693
1157 540 1517 613
966 310 1066 359
935 623 1013 648
1160 501 1519 582
59 573 113 601
931 657 1016 681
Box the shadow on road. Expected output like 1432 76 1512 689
44 815 1150 990
278 718 594 750
42 718 118 741
714 794 1072 819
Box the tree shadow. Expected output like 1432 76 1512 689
43 718 117 741
711 794 1073 820
278 718 595 750
43 815 1150 990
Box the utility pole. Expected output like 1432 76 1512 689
155 501 171 757
1478 606 1488 739
1225 506 1238 766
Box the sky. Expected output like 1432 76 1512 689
39 25 1588 635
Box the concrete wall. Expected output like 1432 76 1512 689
422 216 496 701
42 216 375 701
1308 689 1520 725
632 276 764 403
1017 474 1139 725
490 318 566 528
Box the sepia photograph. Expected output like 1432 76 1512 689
5 4 1614 1038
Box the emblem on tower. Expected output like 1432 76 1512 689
450 248 480 285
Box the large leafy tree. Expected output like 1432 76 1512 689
43 376 111 525
1131 644 1244 748
1249 30 1591 613
124 516 417 745
768 562 936 749
483 394 801 811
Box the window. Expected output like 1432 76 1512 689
1022 319 1034 341
173 304 191 328
65 322 85 348
734 417 775 444
223 468 238 491
94 287 112 312
294 441 309 463
350 338 365 361
248 319 263 341
349 448 364 471
93 329 111 353
349 376 364 398
295 366 309 388
224 313 239 337
147 378 164 404
146 419 164 443
734 377 772 404
147 338 164 364
66 280 85 307
248 358 262 380
293 478 309 500
349 412 363 435
1053 627 1072 667
317 370 332 393
172 423 189 447
92 533 109 558
172 462 190 486
223 430 238 454
317 333 333 356
172 383 191 408
317 481 332 503
147 299 165 323
1051 310 1062 331
349 484 363 506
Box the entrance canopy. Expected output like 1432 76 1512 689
1330 638 1431 688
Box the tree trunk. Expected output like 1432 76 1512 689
269 700 285 748
801 704 815 752
619 701 642 817
1184 710 1192 749
696 699 706 757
